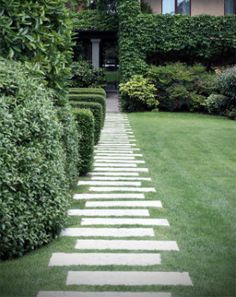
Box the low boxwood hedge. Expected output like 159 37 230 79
69 87 106 97
70 101 103 144
73 109 94 175
0 59 69 259
69 94 106 124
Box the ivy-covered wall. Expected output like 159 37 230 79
117 0 236 81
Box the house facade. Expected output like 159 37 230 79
144 0 236 16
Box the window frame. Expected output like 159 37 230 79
162 0 191 16
224 0 236 15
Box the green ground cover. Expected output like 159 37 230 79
0 112 235 297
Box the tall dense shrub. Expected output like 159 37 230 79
0 0 80 184
0 0 73 104
0 59 70 259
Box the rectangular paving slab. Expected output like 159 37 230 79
73 193 145 200
81 218 169 226
85 201 162 208
94 164 138 168
78 181 142 186
68 209 149 217
61 228 155 237
75 240 179 251
94 160 145 164
89 187 155 192
89 172 140 176
66 271 193 286
37 291 172 297
93 168 148 172
90 177 151 181
95 154 143 157
49 252 161 266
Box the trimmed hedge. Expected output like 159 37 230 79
70 101 103 144
69 94 106 123
69 87 106 97
57 104 80 187
73 109 95 175
0 59 69 259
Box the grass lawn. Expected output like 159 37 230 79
0 112 235 297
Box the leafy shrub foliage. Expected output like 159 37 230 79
73 9 118 31
0 0 73 104
73 109 95 175
206 66 236 119
57 104 80 187
117 0 236 83
147 63 215 112
69 87 106 97
119 75 158 111
71 61 105 88
70 101 103 143
69 93 106 123
0 59 69 259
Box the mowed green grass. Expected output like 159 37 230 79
0 112 235 297
128 112 236 297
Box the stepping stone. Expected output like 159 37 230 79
38 293 171 297
49 252 161 266
91 177 151 181
75 240 179 251
96 144 136 146
66 271 193 286
61 228 154 237
89 172 140 176
93 168 148 172
78 181 141 186
95 154 143 157
94 164 138 168
81 218 169 226
68 209 149 217
89 187 155 192
85 200 161 208
94 160 145 164
95 156 136 160
73 193 145 200
95 150 140 154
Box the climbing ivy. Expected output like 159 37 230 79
117 0 236 82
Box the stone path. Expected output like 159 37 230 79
37 94 193 297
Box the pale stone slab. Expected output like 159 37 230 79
96 144 136 146
94 160 145 164
94 164 138 168
78 181 141 186
89 172 140 176
89 187 155 192
75 240 179 251
38 292 171 297
66 271 193 286
95 156 136 160
86 201 161 208
95 148 140 151
95 154 143 157
81 218 169 226
61 228 154 237
73 193 145 200
68 209 149 217
49 252 161 266
95 150 140 153
94 162 137 168
91 177 151 181
93 168 148 172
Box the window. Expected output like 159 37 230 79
225 0 236 15
162 0 175 14
162 0 191 15
176 0 190 15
